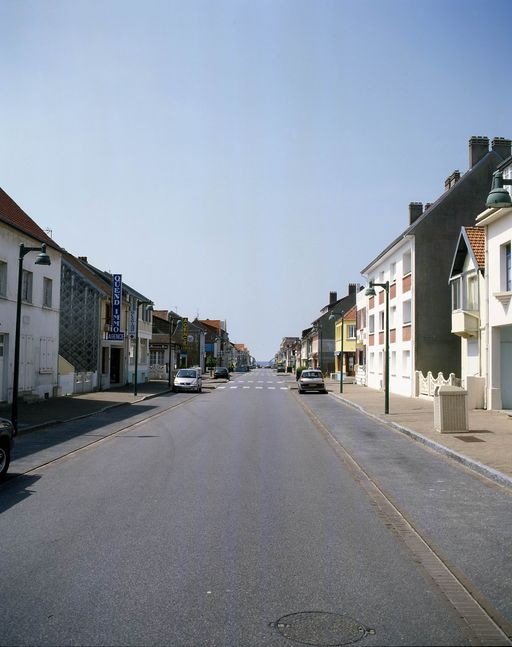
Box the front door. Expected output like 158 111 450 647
110 348 122 384
500 326 512 409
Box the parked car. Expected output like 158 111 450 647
0 417 15 479
174 368 202 393
276 365 285 373
213 367 230 380
297 369 327 394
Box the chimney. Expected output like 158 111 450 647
444 170 461 191
491 137 512 160
78 256 88 263
348 283 357 296
424 202 433 211
469 136 489 168
329 291 337 305
409 202 423 225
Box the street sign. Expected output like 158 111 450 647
106 332 125 341
111 274 122 334
182 317 188 347
128 308 136 335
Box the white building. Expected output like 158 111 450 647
448 227 486 408
475 156 512 409
0 188 62 403
362 237 414 397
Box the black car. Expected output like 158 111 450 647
213 367 230 380
0 417 15 479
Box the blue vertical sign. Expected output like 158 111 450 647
107 274 125 341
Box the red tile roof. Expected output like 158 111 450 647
465 227 485 269
0 187 61 250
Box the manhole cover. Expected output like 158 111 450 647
271 611 372 646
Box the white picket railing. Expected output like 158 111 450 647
415 370 461 398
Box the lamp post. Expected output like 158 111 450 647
167 314 182 388
486 170 512 208
329 310 345 393
365 280 390 414
133 300 153 396
11 243 51 432
313 322 323 373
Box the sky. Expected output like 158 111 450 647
1 0 512 361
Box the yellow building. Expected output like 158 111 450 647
334 304 357 380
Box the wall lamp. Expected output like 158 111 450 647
365 280 390 414
486 170 512 209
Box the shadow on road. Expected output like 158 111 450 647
0 474 42 513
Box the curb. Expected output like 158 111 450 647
328 392 512 491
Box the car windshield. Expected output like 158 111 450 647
177 370 197 378
302 371 322 378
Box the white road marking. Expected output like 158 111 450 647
255 386 263 390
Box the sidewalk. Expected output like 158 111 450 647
324 379 512 488
0 381 174 433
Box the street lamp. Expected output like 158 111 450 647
11 243 51 432
329 309 345 393
486 170 512 208
312 322 323 373
167 314 182 388
134 300 153 396
365 280 390 414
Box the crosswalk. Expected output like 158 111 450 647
217 385 289 390
212 369 294 393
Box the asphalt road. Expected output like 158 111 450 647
0 369 510 646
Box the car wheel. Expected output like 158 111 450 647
0 442 10 479
298 388 303 394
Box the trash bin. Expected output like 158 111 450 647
433 385 469 433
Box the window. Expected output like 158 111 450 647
504 242 511 292
43 278 52 308
403 300 412 324
140 339 148 363
369 314 375 334
150 350 165 365
390 305 396 328
391 351 396 376
467 275 478 311
347 324 356 339
21 270 33 303
403 251 412 275
390 262 397 282
369 352 374 372
379 311 385 331
0 261 6 296
451 278 462 310
403 350 411 376
357 308 366 329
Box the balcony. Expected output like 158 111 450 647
451 310 479 338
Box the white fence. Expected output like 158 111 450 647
415 371 461 398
